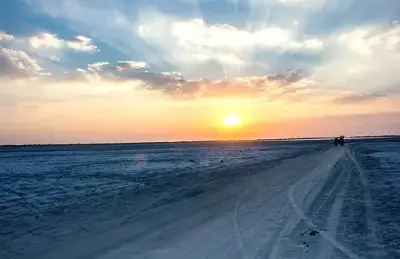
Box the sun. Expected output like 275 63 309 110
223 114 241 127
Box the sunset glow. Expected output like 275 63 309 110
223 114 241 128
0 1 400 144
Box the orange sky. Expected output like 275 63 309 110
1 81 399 144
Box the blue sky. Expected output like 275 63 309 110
1 0 400 143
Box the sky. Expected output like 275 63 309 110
0 0 400 144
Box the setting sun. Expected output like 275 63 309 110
223 114 241 127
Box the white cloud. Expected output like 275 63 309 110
161 71 183 78
0 31 14 41
88 62 110 72
312 24 400 91
137 12 323 76
139 16 321 52
0 47 49 79
0 32 97 73
27 33 99 53
290 39 324 52
85 61 148 73
67 60 148 82
28 33 63 49
67 35 98 52
116 61 147 71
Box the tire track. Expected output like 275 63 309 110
346 149 377 239
264 149 343 259
267 161 328 259
234 190 251 259
346 147 387 257
234 156 321 259
287 149 361 259
286 152 349 259
315 160 351 259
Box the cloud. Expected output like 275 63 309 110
28 33 98 53
0 47 49 79
0 31 99 69
137 12 323 76
86 61 147 73
9 0 400 103
67 35 98 52
332 93 389 104
67 63 309 100
49 55 60 62
1 31 98 66
116 61 147 71
87 62 110 72
0 31 14 41
311 24 400 91
64 60 148 83
28 33 63 49
267 70 303 85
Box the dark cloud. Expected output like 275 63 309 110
67 61 306 99
115 70 305 99
267 71 303 85
333 93 389 104
125 71 303 99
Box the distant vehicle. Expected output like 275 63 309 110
334 137 339 146
334 136 345 146
340 135 345 146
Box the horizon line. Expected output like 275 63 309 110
1 135 399 147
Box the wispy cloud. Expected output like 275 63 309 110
0 31 99 69
28 33 98 52
332 93 389 104
67 35 98 52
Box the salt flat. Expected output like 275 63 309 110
1 139 399 259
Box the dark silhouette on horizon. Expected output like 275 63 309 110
334 135 345 146
339 135 345 146
334 137 339 146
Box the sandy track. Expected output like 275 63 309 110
35 146 390 259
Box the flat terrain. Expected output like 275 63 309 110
1 139 399 258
